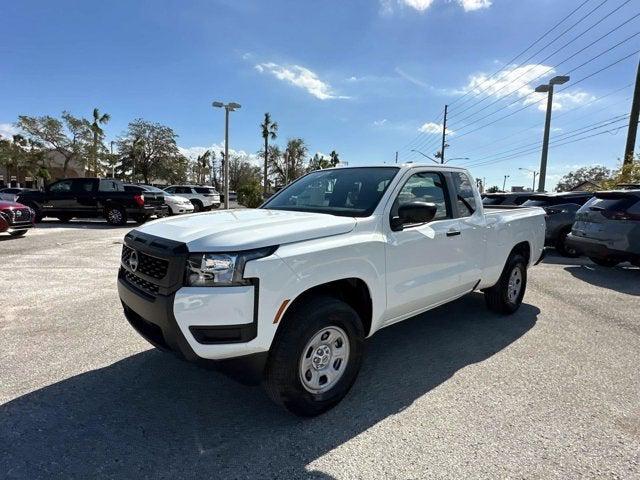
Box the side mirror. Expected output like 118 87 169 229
391 201 438 231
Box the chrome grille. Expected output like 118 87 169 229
121 245 169 279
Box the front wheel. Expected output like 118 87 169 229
264 296 365 417
484 253 527 314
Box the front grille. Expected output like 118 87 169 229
122 245 169 279
122 268 160 296
5 208 31 224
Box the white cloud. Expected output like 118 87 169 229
458 0 492 12
403 0 435 12
0 123 19 140
179 143 261 167
255 62 349 100
419 122 454 135
464 64 593 111
373 119 388 127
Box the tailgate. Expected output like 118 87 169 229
143 192 165 207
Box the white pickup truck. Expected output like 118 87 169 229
118 165 546 416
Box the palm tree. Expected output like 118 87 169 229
260 113 278 197
329 150 339 167
90 108 110 176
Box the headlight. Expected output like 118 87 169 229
185 246 277 287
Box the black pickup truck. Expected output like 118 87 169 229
17 178 157 225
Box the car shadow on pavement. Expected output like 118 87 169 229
36 219 143 230
0 293 538 480
564 264 640 296
540 249 591 266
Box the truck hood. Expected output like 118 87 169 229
133 208 356 251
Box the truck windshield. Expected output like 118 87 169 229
262 167 399 217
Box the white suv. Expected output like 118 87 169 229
163 185 221 212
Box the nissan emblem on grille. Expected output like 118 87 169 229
129 250 139 272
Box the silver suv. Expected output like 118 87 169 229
567 190 640 267
163 185 220 212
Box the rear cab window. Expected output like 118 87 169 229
451 171 477 217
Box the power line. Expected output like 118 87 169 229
449 0 623 120
449 0 595 110
451 49 640 141
448 6 639 126
465 119 633 169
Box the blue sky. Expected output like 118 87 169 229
1 0 638 189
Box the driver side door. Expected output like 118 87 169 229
383 170 464 324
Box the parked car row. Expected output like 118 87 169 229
482 189 640 267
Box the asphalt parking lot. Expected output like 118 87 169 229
1 220 639 479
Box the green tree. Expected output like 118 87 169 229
486 185 500 193
0 134 48 184
260 113 278 197
237 180 263 208
17 112 91 178
329 150 339 167
193 150 213 184
308 153 332 171
228 154 261 191
556 165 611 192
116 119 182 184
602 157 640 189
270 138 307 186
89 108 110 177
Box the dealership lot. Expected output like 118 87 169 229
1 222 639 479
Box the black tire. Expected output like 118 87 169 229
264 295 365 417
191 200 203 212
9 230 27 237
589 256 619 268
133 214 151 224
105 206 126 226
56 215 73 223
484 253 527 314
556 229 580 258
23 202 42 222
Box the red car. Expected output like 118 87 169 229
0 200 35 237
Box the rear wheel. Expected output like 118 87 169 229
191 200 203 212
105 206 126 226
484 253 527 314
556 229 579 258
264 296 365 417
589 257 619 268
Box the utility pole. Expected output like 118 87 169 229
624 58 640 165
535 76 570 192
440 105 448 164
503 175 510 192
395 151 398 164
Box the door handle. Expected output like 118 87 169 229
446 230 461 237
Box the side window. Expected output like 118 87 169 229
451 172 477 217
164 187 176 194
99 180 123 192
176 187 192 194
391 172 450 221
72 179 96 193
49 180 73 193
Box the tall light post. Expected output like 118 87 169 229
212 101 241 209
503 174 510 192
518 167 538 192
535 75 569 192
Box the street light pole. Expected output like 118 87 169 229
518 167 539 192
503 175 510 192
536 75 569 192
212 101 241 209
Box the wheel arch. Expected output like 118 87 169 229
281 277 374 337
510 240 531 265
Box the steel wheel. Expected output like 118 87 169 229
299 326 350 394
507 265 523 303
